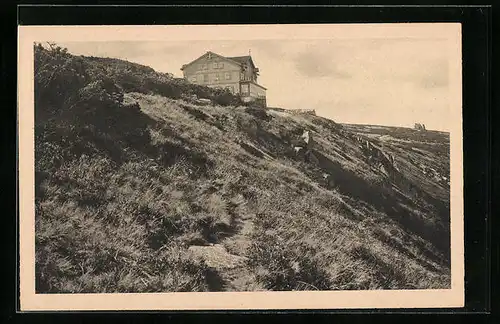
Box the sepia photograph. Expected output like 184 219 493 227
18 23 464 310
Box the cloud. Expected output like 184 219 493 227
416 59 449 89
59 37 454 131
294 51 351 79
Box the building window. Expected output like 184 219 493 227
201 64 207 70
219 63 224 69
213 62 218 69
214 73 220 81
225 72 231 80
191 76 197 83
203 74 209 82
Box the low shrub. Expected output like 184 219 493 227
212 89 243 106
244 106 272 121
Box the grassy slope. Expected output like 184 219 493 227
35 49 451 293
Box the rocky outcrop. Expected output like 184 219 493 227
414 123 426 131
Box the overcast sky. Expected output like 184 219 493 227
60 37 453 131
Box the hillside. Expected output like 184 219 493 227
34 44 451 293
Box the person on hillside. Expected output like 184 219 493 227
301 130 313 150
292 130 319 164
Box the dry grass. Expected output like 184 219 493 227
35 51 451 293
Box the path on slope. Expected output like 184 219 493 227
188 211 260 291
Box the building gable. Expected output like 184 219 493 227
181 51 243 71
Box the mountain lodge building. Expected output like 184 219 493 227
181 51 267 106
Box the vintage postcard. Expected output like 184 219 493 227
18 23 464 311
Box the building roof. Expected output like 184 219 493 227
227 55 257 70
181 51 257 71
226 55 251 65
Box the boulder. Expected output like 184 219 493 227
196 98 212 106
